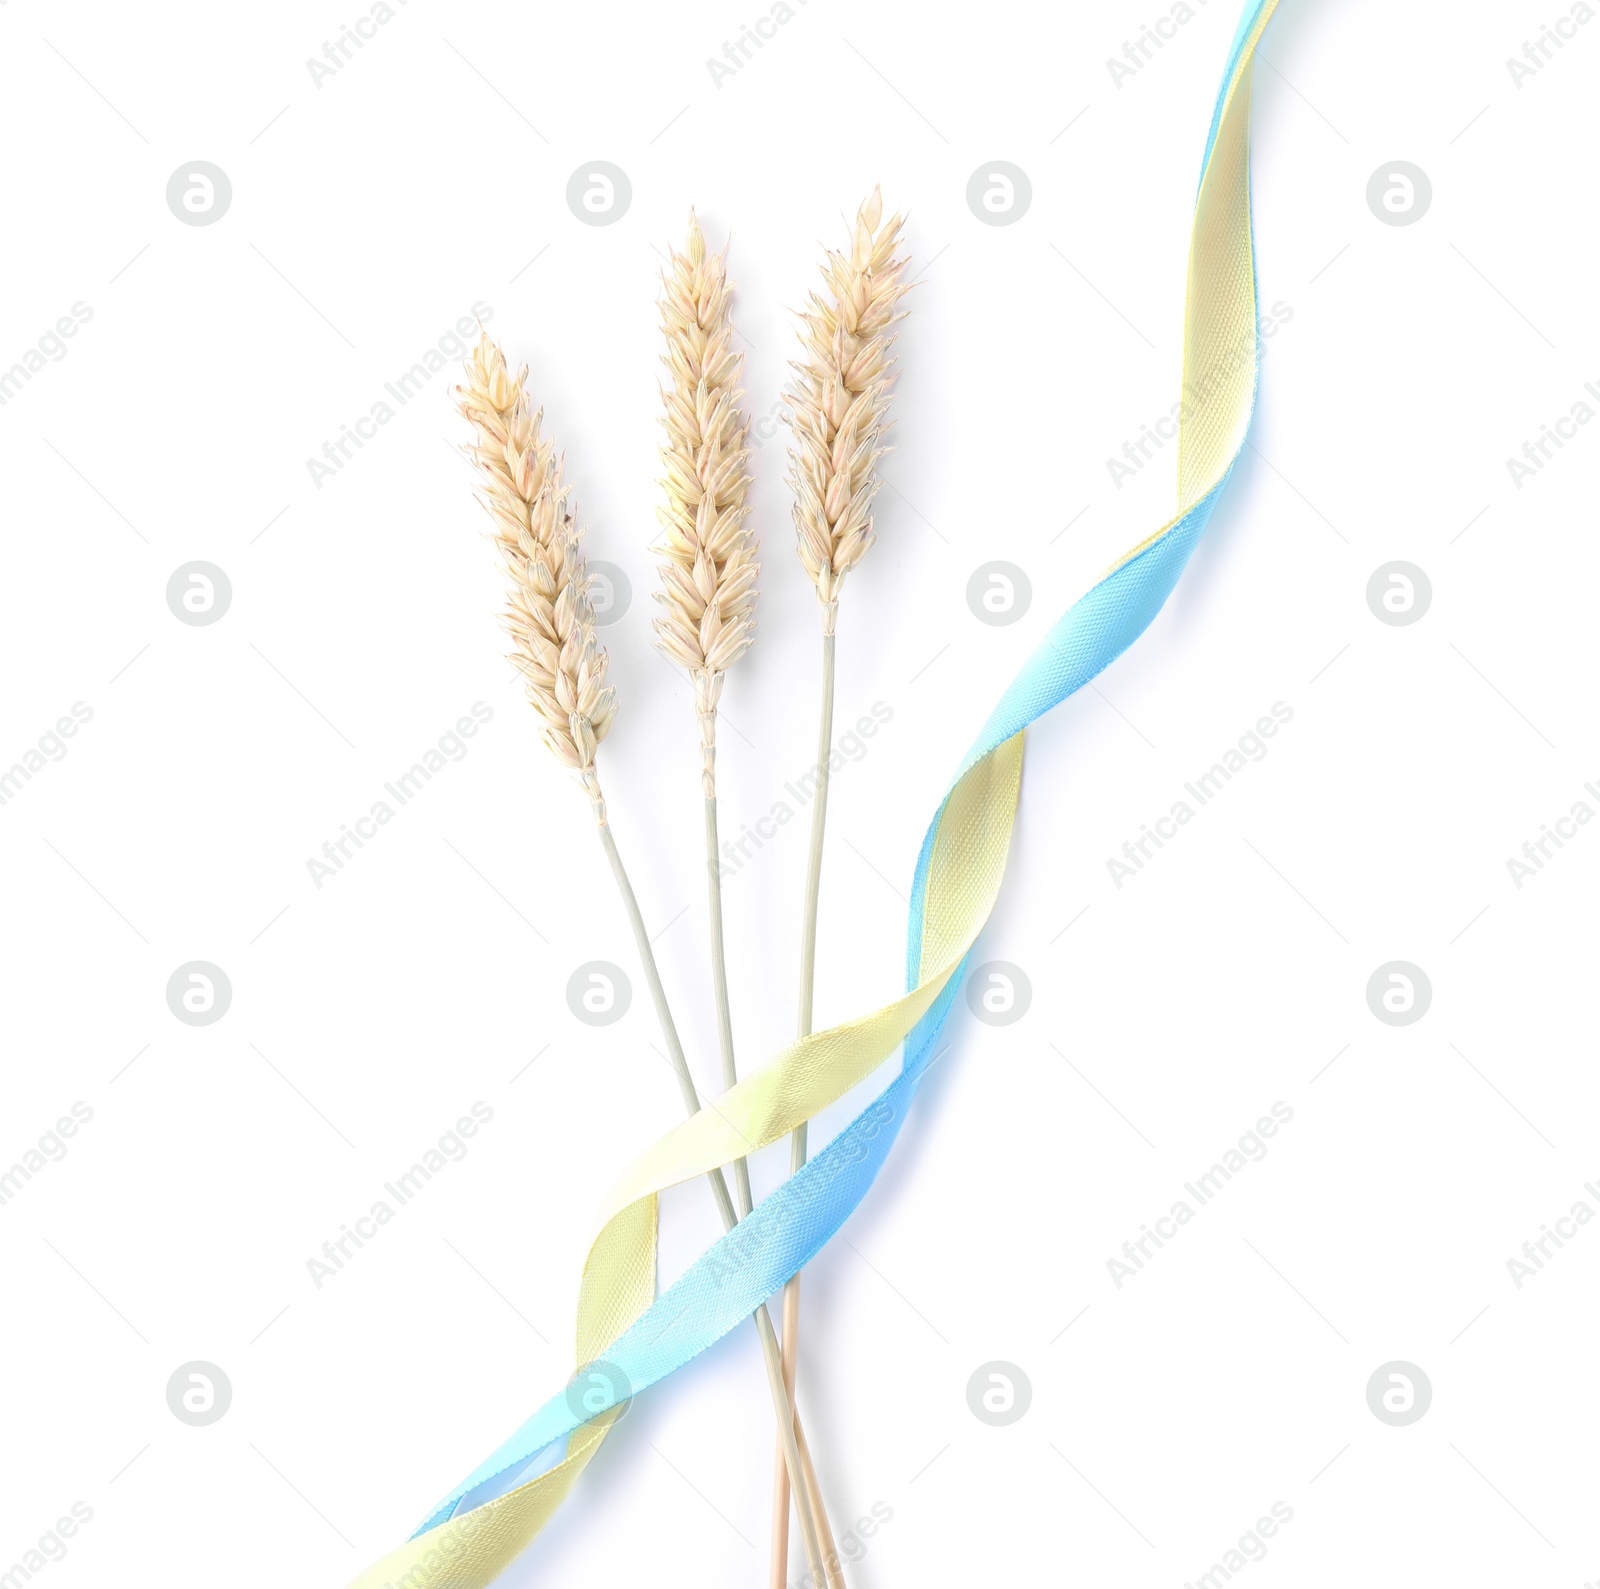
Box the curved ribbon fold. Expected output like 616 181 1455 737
348 3 1281 1582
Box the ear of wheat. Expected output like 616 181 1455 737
652 211 759 798
770 188 910 1589
785 186 910 633
457 334 617 819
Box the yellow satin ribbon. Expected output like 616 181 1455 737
348 6 1275 1581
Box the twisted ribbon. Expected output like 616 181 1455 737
349 2 1281 1581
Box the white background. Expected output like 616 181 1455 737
2 1 1597 1585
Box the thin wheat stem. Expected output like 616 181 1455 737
705 786 755 1219
592 803 827 1589
772 627 840 1589
797 629 837 1048
707 715 841 1585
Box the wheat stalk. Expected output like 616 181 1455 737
653 218 844 1584
653 213 760 1209
770 189 910 1589
457 330 830 1589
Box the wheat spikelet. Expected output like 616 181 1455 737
785 187 910 634
651 213 758 797
457 332 617 817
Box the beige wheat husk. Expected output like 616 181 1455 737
652 212 758 797
457 333 618 820
785 186 910 633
